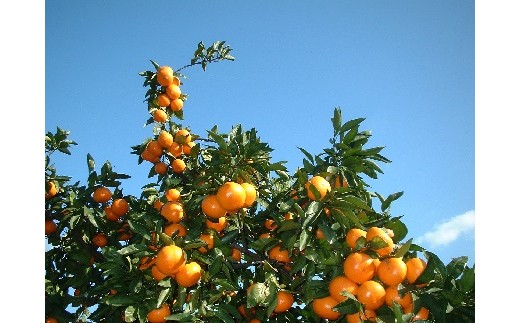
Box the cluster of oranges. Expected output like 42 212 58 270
45 181 59 235
140 128 195 175
90 186 132 245
312 226 429 322
201 181 257 219
152 65 185 122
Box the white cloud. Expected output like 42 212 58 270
415 210 475 248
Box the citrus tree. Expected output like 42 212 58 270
45 40 475 323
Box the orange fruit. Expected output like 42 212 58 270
264 219 277 231
328 275 359 302
92 187 112 203
171 159 186 173
164 223 187 237
146 140 163 157
357 280 386 310
343 252 376 284
166 84 181 100
156 66 174 86
377 257 407 286
346 228 367 249
45 181 57 199
111 198 129 216
201 194 227 219
92 233 108 248
258 233 271 240
346 310 376 323
249 319 261 323
268 245 290 263
333 175 349 188
206 217 228 232
413 307 429 321
182 141 195 155
406 257 427 284
139 256 156 271
157 130 174 148
216 181 246 211
153 199 164 212
156 245 186 275
174 129 192 144
147 303 171 323
167 142 183 157
366 227 394 256
198 233 215 253
316 228 325 239
312 296 340 320
154 162 168 175
169 98 184 111
274 291 294 313
153 109 168 123
240 182 257 207
151 265 168 281
284 212 294 220
160 201 184 223
156 93 170 107
305 175 331 201
231 248 241 261
175 261 202 287
45 220 57 235
384 285 412 308
165 188 181 202
141 149 160 163
46 317 58 323
172 76 180 86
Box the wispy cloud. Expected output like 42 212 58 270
415 210 475 248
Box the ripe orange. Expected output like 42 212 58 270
268 245 290 263
167 142 183 157
357 280 386 310
164 223 187 237
206 217 228 232
198 233 215 253
156 66 174 87
111 198 129 216
156 93 171 107
377 257 407 286
231 248 241 261
160 201 184 223
139 256 156 271
151 265 168 281
157 130 174 148
153 109 168 123
345 310 376 323
46 317 58 323
169 98 184 111
201 194 227 219
384 285 412 308
316 228 325 239
343 252 376 284
156 245 186 275
333 175 349 188
284 212 294 220
172 76 180 86
328 275 359 302
216 181 247 211
174 129 192 144
166 84 182 100
305 175 331 201
147 303 171 323
92 187 112 203
258 233 271 240
165 188 181 202
45 220 57 235
249 319 261 323
312 296 340 320
154 162 168 175
406 257 427 284
175 261 202 287
274 291 294 313
141 149 160 163
182 141 195 155
346 228 367 249
92 233 108 248
240 182 257 207
264 219 277 231
413 307 429 321
146 140 163 157
153 199 164 212
366 227 394 256
171 159 186 173
45 181 57 199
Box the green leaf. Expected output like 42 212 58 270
297 147 314 164
208 255 224 277
459 266 475 293
302 201 320 229
277 220 302 233
213 308 235 323
343 195 372 211
87 153 95 173
394 238 413 258
381 191 404 211
332 107 342 135
340 118 365 133
105 294 138 306
298 229 311 251
117 244 148 256
157 288 172 308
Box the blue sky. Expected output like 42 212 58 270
45 0 475 266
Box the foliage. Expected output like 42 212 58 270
45 41 474 323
